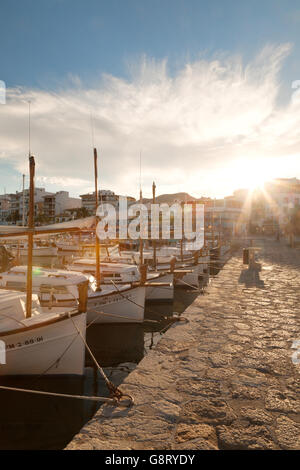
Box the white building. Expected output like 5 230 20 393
0 195 11 223
80 190 135 214
264 178 300 226
43 191 82 219
0 188 82 224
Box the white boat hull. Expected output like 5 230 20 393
175 264 199 288
87 286 146 324
16 247 58 257
146 273 174 301
57 243 79 252
0 312 86 376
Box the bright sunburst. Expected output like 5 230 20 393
227 157 283 192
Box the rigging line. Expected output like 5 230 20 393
139 150 143 200
90 116 103 207
90 112 95 149
109 280 170 320
139 150 141 192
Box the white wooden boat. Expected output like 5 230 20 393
0 290 86 376
172 262 200 288
87 283 146 323
67 259 174 301
0 156 87 378
109 249 204 288
56 241 80 253
0 266 146 323
9 242 58 258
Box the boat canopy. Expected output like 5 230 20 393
0 216 96 239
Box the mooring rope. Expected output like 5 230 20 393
87 308 144 323
70 316 134 405
0 385 127 404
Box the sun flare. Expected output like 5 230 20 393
227 157 283 193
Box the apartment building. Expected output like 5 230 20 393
80 190 136 214
0 188 81 224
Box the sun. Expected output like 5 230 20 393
229 157 280 192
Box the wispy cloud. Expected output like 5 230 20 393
0 43 299 198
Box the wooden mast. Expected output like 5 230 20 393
26 156 35 318
94 148 101 290
152 181 157 270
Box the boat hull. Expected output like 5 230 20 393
146 273 174 301
14 247 58 257
0 312 86 376
175 264 199 288
87 286 146 324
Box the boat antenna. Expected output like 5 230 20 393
152 181 157 270
22 174 26 226
139 150 142 201
90 113 103 208
90 112 95 149
94 147 101 291
139 151 143 265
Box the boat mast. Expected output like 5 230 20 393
94 147 101 290
26 156 35 318
152 181 157 270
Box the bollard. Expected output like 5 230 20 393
243 248 249 265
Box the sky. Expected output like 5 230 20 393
1 0 300 199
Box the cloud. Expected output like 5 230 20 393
0 42 299 199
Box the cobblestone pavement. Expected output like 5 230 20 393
67 239 300 450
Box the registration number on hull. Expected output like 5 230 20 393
6 336 44 350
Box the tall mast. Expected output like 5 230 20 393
152 181 157 270
94 148 101 290
26 156 35 318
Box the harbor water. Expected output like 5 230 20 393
0 285 203 450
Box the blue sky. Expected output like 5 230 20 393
2 0 300 89
1 0 300 197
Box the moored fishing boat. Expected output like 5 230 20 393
109 249 203 288
0 265 146 323
8 242 58 258
67 259 174 301
0 290 86 376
